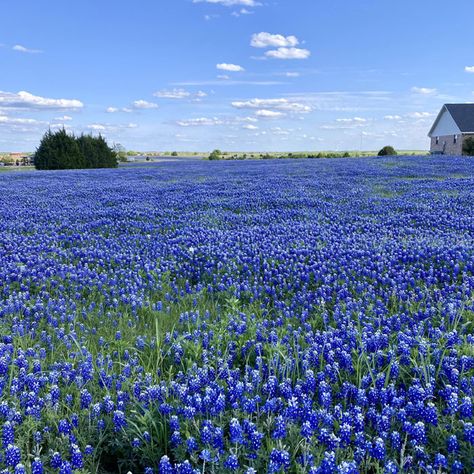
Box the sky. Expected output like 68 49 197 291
1 0 474 152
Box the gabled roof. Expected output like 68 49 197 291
429 103 474 136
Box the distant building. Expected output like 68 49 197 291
428 104 474 155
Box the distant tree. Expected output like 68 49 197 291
80 134 117 168
462 137 474 156
171 151 178 157
34 129 118 170
378 146 397 156
208 149 222 161
34 129 84 170
113 143 128 163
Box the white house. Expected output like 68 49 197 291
428 104 474 155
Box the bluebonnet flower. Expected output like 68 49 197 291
447 434 459 453
113 410 127 431
70 444 83 469
59 461 73 474
268 449 290 473
272 415 287 439
224 454 239 471
5 444 21 467
159 456 174 474
31 458 43 474
229 418 244 445
2 421 14 448
50 452 62 469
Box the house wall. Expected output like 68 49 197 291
430 134 474 155
430 108 461 136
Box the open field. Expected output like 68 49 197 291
0 156 473 473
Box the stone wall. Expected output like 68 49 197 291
430 134 463 155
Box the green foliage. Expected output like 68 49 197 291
462 137 474 156
208 149 222 161
34 129 118 170
171 151 178 157
378 145 397 157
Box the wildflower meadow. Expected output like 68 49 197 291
0 156 473 474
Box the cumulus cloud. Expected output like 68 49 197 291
0 90 83 110
255 109 284 118
154 88 192 99
133 100 159 109
251 32 299 48
336 117 367 123
411 87 437 95
384 115 402 120
243 124 258 130
87 123 138 132
54 115 73 121
176 117 225 127
265 47 311 60
0 115 45 125
216 63 245 72
465 66 474 73
193 0 260 6
12 44 42 54
231 98 312 113
407 111 434 118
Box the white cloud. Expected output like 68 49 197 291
216 63 245 72
133 100 159 109
465 66 474 73
87 123 107 131
232 8 253 16
217 74 230 80
251 32 299 48
384 115 402 120
411 87 437 95
154 88 192 99
54 115 73 121
265 47 311 60
336 117 367 123
106 107 119 113
196 91 208 98
407 111 434 118
193 0 260 6
231 98 312 113
284 72 300 77
255 109 284 118
12 44 42 54
0 115 45 125
243 124 258 130
176 117 224 127
86 123 138 132
0 90 83 110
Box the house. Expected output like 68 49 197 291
428 104 474 155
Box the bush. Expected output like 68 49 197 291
171 151 178 157
208 149 222 161
462 137 474 156
34 129 118 170
378 146 397 157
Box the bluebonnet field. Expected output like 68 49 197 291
0 156 473 474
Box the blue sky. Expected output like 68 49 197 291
1 0 474 152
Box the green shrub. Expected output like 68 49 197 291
34 129 118 170
378 146 397 157
171 151 178 157
462 137 474 156
208 149 222 161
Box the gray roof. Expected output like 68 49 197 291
444 104 474 133
428 104 474 136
